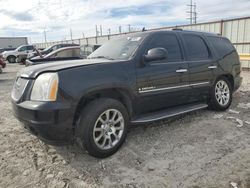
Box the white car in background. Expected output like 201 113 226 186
2 45 35 63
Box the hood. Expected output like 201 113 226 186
2 50 16 55
18 58 111 79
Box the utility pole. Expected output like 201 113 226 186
95 25 98 36
128 24 131 32
70 28 73 41
187 0 197 24
119 26 122 34
44 29 47 43
193 2 197 24
99 25 103 36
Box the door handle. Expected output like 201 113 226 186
176 69 188 73
208 65 217 69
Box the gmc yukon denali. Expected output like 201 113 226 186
11 30 242 158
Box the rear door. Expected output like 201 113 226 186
180 33 215 102
135 32 190 114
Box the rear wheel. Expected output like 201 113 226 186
209 77 232 111
76 98 129 158
7 55 16 63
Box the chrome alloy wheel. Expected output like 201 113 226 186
215 80 230 106
93 109 124 150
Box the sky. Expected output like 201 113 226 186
0 0 250 43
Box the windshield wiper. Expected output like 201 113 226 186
88 56 114 60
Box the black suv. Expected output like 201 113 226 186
12 30 242 158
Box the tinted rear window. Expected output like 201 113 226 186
208 37 235 58
183 34 210 61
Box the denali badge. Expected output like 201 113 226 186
139 86 156 92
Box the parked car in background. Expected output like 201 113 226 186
2 45 35 63
25 44 100 66
12 30 242 158
16 47 43 64
0 48 16 54
81 44 100 57
0 54 6 73
27 43 79 59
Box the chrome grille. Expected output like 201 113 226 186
11 77 29 102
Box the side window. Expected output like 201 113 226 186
27 46 34 51
208 37 235 58
52 45 59 51
56 49 73 58
183 34 210 61
146 34 183 62
19 46 27 51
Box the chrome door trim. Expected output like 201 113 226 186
176 69 188 73
189 82 210 87
138 81 210 93
208 65 217 69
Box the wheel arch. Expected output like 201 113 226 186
6 55 17 63
7 54 17 59
218 74 234 89
72 87 135 128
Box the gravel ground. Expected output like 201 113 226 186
0 64 250 188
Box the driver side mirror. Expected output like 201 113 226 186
144 48 168 63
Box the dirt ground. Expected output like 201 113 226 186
0 64 250 188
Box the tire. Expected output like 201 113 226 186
209 76 232 111
7 55 16 63
76 98 129 158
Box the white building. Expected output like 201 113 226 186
0 37 28 49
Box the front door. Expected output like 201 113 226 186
135 33 190 114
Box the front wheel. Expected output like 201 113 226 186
209 77 232 111
7 56 16 63
76 98 129 158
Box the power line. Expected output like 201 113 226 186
193 2 197 24
187 0 197 24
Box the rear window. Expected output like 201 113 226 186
183 34 210 61
208 37 235 58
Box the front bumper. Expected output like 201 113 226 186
12 100 74 144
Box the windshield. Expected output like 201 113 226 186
16 45 25 51
88 36 143 60
43 45 54 52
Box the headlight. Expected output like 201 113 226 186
30 73 59 101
